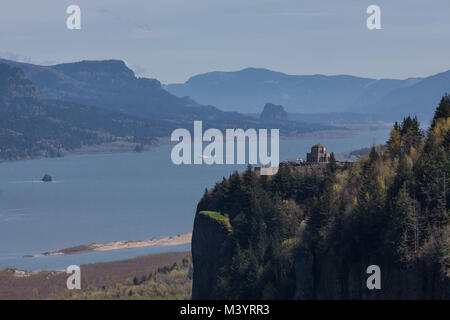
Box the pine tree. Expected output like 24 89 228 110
326 152 337 176
388 184 417 261
400 116 423 153
270 163 293 199
431 94 450 130
387 122 402 158
414 95 449 233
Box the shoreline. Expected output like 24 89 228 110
24 233 192 258
0 138 167 165
0 126 388 165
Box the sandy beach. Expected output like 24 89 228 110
37 233 192 257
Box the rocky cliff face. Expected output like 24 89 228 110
53 60 137 85
260 103 288 122
0 64 40 98
294 250 449 299
0 64 42 114
191 211 232 299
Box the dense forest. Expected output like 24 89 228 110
192 95 450 299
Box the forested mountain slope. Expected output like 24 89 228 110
192 95 450 299
0 64 177 161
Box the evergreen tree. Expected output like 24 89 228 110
387 183 418 261
400 116 423 153
387 121 402 158
431 94 450 130
270 163 293 199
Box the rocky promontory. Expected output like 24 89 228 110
191 211 232 299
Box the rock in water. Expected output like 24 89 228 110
42 174 52 182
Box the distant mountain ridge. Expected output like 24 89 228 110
0 63 179 161
166 67 450 122
0 59 301 129
0 60 340 161
0 59 218 121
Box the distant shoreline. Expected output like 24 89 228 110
0 127 373 164
24 233 192 258
0 138 167 164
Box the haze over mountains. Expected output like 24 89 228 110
0 59 338 161
0 59 328 130
0 63 178 161
4 57 448 125
0 59 237 122
167 67 450 122
2 55 447 163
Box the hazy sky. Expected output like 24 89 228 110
1 0 449 83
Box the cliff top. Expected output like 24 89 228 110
199 211 232 231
